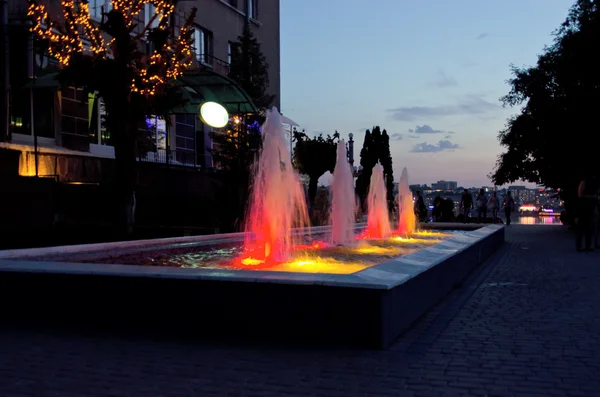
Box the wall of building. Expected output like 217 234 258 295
252 0 280 110
178 0 280 109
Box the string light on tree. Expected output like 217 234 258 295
27 0 196 96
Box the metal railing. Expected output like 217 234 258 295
138 148 202 168
197 53 230 76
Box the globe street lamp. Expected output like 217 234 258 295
199 101 228 128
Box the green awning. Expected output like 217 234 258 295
23 72 61 89
172 68 258 114
21 67 258 115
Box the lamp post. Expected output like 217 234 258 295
0 0 9 142
28 31 39 177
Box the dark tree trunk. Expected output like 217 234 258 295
308 176 318 211
105 102 139 238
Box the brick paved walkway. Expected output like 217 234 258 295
1 225 599 397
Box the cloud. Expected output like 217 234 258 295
410 124 442 134
434 70 457 87
410 139 460 153
387 95 498 122
390 133 403 141
407 125 455 137
476 33 490 40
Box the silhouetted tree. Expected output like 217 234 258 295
213 22 273 229
355 126 395 209
379 129 395 208
492 0 600 212
229 23 275 110
293 129 339 208
355 129 374 207
28 0 196 236
209 113 264 231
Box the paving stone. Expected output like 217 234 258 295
1 225 599 396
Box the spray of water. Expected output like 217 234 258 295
330 140 356 245
363 163 391 238
243 107 310 262
397 167 416 235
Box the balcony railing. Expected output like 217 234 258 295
197 53 230 76
138 149 203 168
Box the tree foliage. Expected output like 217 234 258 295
210 115 263 172
293 129 339 208
209 22 273 230
355 126 395 209
492 0 600 202
209 114 264 231
228 23 274 110
27 0 196 234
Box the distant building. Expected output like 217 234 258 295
508 186 536 204
508 185 527 192
431 180 457 191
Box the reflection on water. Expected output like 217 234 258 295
515 216 562 225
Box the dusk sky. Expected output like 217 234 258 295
280 0 574 188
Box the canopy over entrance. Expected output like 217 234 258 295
23 72 60 89
280 114 299 127
172 68 258 115
23 68 258 115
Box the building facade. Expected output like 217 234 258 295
431 180 458 191
1 0 280 181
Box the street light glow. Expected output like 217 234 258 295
200 102 229 128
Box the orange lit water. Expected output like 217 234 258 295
234 230 453 274
74 230 457 275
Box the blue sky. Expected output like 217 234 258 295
280 0 574 188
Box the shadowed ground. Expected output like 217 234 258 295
0 225 598 397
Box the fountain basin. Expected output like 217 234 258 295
0 223 504 348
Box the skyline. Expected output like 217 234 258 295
280 0 575 188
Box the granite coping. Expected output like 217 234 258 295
0 222 487 260
0 224 503 291
0 223 369 260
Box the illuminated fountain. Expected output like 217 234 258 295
363 163 391 239
242 107 310 263
0 111 507 350
397 167 416 235
330 140 356 245
15 111 474 276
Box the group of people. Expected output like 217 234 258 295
576 175 600 252
412 178 600 249
459 189 515 224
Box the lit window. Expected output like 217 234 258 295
248 0 257 19
194 29 205 63
194 27 212 64
146 115 167 150
89 0 112 20
144 3 161 30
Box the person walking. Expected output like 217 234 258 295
414 191 427 222
576 175 598 252
595 190 600 249
503 191 515 225
476 188 488 223
488 191 500 223
459 189 473 223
